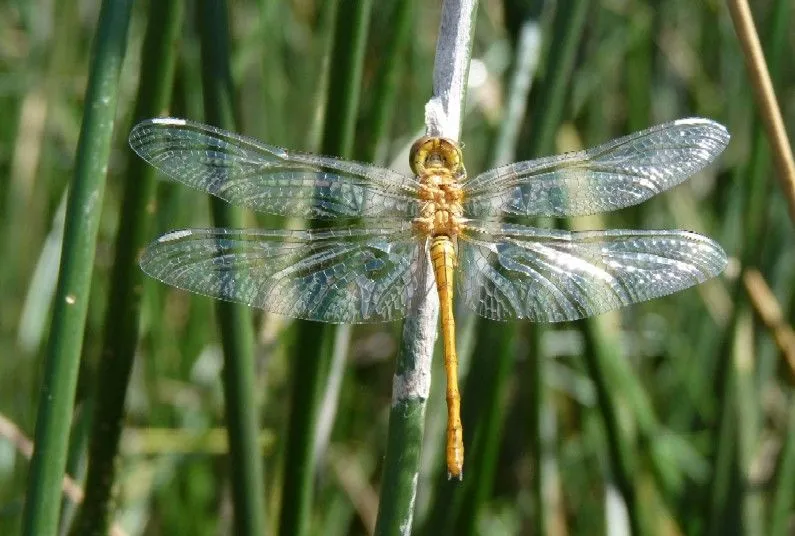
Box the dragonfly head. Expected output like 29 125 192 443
410 136 465 176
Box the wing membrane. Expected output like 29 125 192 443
140 224 421 323
458 222 727 322
129 118 419 218
463 118 729 218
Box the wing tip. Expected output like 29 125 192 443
158 229 194 243
150 117 187 126
676 230 729 278
138 230 196 274
673 117 731 145
128 117 188 147
130 117 187 132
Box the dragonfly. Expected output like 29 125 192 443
130 117 729 479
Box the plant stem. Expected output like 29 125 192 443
375 2 478 535
708 2 789 533
424 19 542 534
69 1 184 534
197 1 267 534
727 0 795 224
362 0 415 164
279 2 372 535
770 401 795 536
21 1 134 535
581 317 643 536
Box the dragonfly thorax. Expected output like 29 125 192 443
133 116 730 482
410 136 466 238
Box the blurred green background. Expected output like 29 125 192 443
1 0 794 535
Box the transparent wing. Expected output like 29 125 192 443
129 118 419 219
463 118 729 218
140 224 422 323
458 222 727 322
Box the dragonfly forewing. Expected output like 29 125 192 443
462 118 729 218
457 222 728 322
129 118 420 219
140 225 423 323
132 113 731 482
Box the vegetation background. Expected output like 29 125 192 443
0 0 793 535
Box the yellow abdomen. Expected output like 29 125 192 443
430 235 463 479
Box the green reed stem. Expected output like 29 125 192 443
770 400 795 536
708 1 789 533
624 1 652 133
433 328 516 535
320 0 373 158
362 0 415 164
21 2 133 535
519 1 594 534
581 318 643 535
538 0 644 532
197 2 267 534
375 2 478 535
68 2 184 534
279 2 372 536
374 310 437 536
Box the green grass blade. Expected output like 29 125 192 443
423 327 516 535
68 2 184 534
320 0 373 158
765 7 795 535
505 2 592 534
541 1 645 532
733 310 763 535
491 20 541 167
256 0 287 143
278 3 372 536
278 322 333 536
770 399 795 536
525 0 590 158
20 2 134 535
624 1 652 132
580 317 643 535
708 2 789 532
361 0 415 164
196 1 267 534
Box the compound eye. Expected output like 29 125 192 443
439 139 463 171
409 136 464 175
409 136 433 174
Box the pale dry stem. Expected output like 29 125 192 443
727 0 795 225
743 268 795 379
